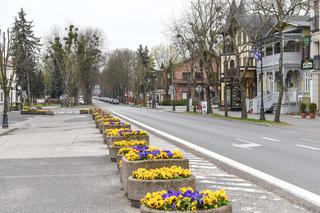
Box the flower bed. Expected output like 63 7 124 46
21 109 54 116
109 140 148 162
104 129 149 147
100 121 130 134
127 167 196 207
79 109 89 114
120 146 188 194
140 188 231 213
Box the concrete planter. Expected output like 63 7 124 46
105 135 149 148
100 123 131 134
117 154 124 173
80 109 89 114
127 175 196 207
140 204 232 213
121 157 189 194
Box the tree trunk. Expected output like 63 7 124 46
206 85 212 114
240 76 247 119
3 90 9 112
26 69 31 106
274 31 284 122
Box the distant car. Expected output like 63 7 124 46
113 99 120 104
79 98 85 105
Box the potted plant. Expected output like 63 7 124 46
308 103 317 119
104 128 149 147
120 146 189 194
127 166 196 207
140 187 232 213
300 103 307 118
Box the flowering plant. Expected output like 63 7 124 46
124 146 184 161
113 140 147 147
141 187 229 211
132 166 191 180
118 147 133 155
100 118 121 124
105 128 148 137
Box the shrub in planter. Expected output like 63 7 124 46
308 103 317 119
127 166 196 207
300 103 307 118
80 109 89 114
140 187 231 213
120 146 188 194
109 140 148 162
104 128 149 147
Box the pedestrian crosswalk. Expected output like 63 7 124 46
55 111 79 114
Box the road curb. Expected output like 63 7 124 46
109 110 320 213
0 128 18 136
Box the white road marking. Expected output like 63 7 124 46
109 110 320 208
208 185 270 194
190 165 217 169
261 137 280 142
232 139 263 149
299 138 320 144
295 144 320 151
199 180 252 187
68 112 73 114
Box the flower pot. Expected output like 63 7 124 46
117 154 124 173
109 140 149 162
309 112 316 119
80 109 89 114
140 204 232 213
121 157 189 194
105 135 149 148
301 112 307 118
127 175 196 208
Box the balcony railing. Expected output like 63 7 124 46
257 52 301 68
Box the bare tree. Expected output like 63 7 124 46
252 0 309 122
0 29 15 128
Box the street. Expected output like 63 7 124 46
98 102 320 198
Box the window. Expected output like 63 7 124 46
182 72 191 80
243 32 247 43
274 42 281 54
284 41 300 52
195 73 203 80
305 71 310 92
248 57 254 66
0 91 3 102
266 46 273 56
230 60 235 68
238 33 242 45
182 93 187 100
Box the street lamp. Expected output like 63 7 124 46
253 40 266 121
17 85 22 110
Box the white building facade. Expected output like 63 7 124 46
0 62 18 105
311 0 320 109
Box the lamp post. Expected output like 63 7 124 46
254 40 266 121
17 85 22 110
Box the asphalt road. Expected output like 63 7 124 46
100 102 320 197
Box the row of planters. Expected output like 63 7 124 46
21 106 54 115
300 103 318 119
91 107 232 212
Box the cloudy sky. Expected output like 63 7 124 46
1 0 186 51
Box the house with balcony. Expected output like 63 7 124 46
251 16 311 114
311 0 320 109
220 0 264 111
173 58 218 102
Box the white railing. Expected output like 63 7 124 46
257 52 302 68
250 92 279 114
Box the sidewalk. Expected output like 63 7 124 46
0 109 138 213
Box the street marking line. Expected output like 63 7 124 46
261 137 280 142
109 110 320 208
295 144 320 151
199 180 253 187
232 139 263 149
299 138 320 144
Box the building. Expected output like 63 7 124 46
0 61 18 106
251 16 311 114
220 0 261 111
173 58 219 103
311 0 320 109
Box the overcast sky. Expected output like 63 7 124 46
1 0 186 51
